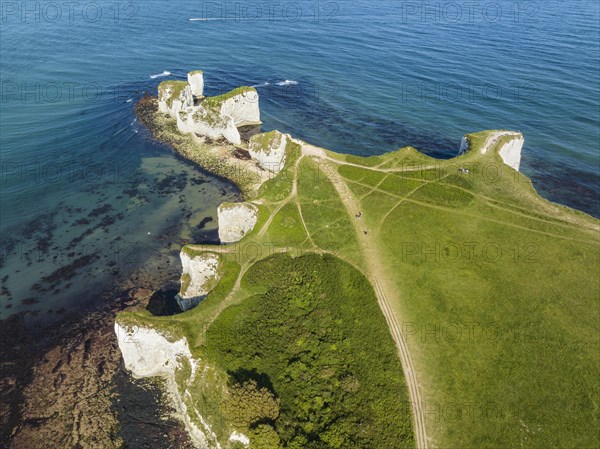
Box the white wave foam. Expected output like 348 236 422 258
251 81 271 88
275 80 298 86
126 99 133 103
150 71 171 79
189 17 255 21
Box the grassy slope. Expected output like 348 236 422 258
205 253 413 449
118 137 415 448
118 121 600 449
338 131 599 448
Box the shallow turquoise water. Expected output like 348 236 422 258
1 0 599 319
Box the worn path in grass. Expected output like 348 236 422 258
120 119 600 448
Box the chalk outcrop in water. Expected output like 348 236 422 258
248 130 288 173
175 251 221 312
188 70 204 98
218 202 259 243
158 80 192 117
158 71 261 145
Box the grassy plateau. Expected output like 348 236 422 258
119 98 600 449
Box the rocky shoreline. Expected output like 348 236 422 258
0 261 198 449
1 73 258 447
0 95 240 447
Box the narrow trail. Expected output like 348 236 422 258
256 152 304 239
305 144 430 449
196 133 578 448
343 175 599 245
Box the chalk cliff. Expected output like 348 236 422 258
458 131 524 171
498 135 524 171
248 130 288 173
175 251 221 312
217 202 259 243
114 323 218 448
188 70 204 98
159 72 260 145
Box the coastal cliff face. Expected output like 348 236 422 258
458 131 524 171
176 251 221 312
219 91 261 127
114 323 225 449
217 202 259 243
188 71 204 98
119 70 600 449
158 73 260 145
248 130 288 173
458 136 469 156
116 323 194 379
498 135 524 171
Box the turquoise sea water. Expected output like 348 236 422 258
1 0 599 319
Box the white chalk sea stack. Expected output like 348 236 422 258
176 251 221 311
218 202 259 243
158 71 261 145
187 70 204 98
249 130 288 173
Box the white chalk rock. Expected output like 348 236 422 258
176 251 221 311
185 107 241 145
176 109 193 134
249 130 288 173
158 81 192 118
115 323 193 378
218 202 259 243
187 70 204 98
457 132 524 172
229 431 250 446
158 80 260 145
219 89 261 127
182 85 194 109
498 135 524 171
115 323 217 448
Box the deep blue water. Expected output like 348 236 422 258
1 0 599 319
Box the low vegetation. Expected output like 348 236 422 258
119 98 600 449
205 254 413 448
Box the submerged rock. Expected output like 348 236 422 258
217 202 259 243
248 130 288 173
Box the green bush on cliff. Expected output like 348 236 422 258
204 253 414 449
222 379 280 429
